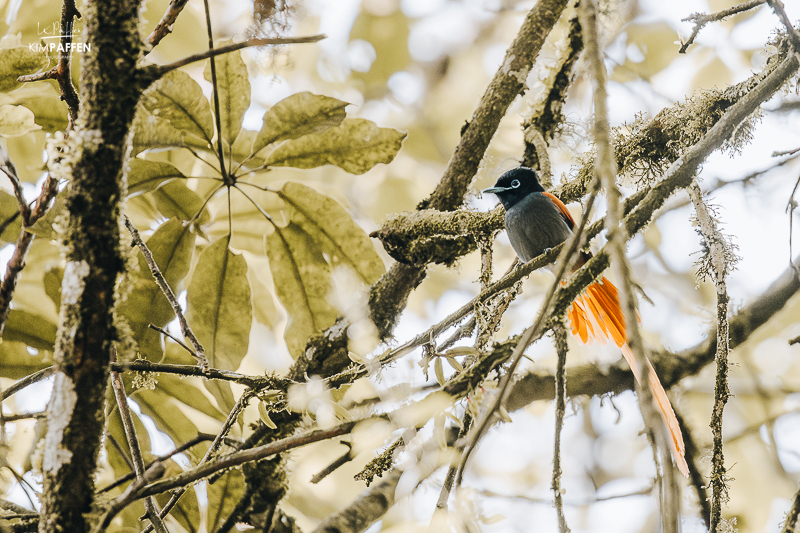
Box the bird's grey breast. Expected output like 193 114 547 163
504 193 573 262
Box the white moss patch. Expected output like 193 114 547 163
43 372 77 472
62 260 90 305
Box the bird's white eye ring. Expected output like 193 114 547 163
511 179 520 188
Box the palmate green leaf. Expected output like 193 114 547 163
266 222 339 357
0 190 23 244
127 159 187 197
281 182 385 284
152 180 211 224
263 118 406 174
0 104 40 137
204 46 250 147
206 468 244 532
11 84 68 132
140 69 214 145
0 47 48 93
119 218 195 361
130 104 186 155
4 309 57 351
186 238 252 370
251 92 348 155
0 340 51 379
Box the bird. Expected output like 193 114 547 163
484 166 688 478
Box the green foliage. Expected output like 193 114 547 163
0 104 39 137
204 42 250 147
252 91 348 154
0 36 404 532
140 69 215 144
281 181 385 284
0 46 48 92
3 309 56 351
0 190 23 243
266 222 340 356
263 118 407 174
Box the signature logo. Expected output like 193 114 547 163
28 21 91 53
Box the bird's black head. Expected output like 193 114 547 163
483 167 544 210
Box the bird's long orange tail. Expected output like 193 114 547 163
567 277 689 478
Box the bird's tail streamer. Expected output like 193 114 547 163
566 277 689 478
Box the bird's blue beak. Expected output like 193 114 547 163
483 186 508 194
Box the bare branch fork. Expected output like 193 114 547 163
679 0 765 54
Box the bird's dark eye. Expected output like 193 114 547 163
511 180 520 188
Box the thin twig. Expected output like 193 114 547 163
143 35 326 79
523 125 553 189
0 152 58 337
0 367 56 402
110 347 168 533
137 420 358 499
123 215 208 367
0 411 46 421
679 0 765 54
310 442 354 484
766 0 800 53
435 412 472 510
552 324 570 533
137 389 257 533
111 359 287 389
98 433 222 494
144 0 189 51
782 483 800 533
674 408 711 528
688 182 733 533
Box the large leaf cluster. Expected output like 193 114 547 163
0 43 405 527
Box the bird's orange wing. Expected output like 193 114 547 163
543 192 575 229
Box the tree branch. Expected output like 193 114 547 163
140 35 326 80
679 0 765 54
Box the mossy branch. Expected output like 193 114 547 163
372 39 795 269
